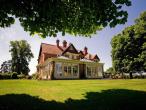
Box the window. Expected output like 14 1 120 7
92 67 96 77
98 66 102 73
56 63 62 75
74 56 77 59
65 54 69 58
87 66 92 76
68 66 72 76
72 65 78 76
69 55 72 59
64 66 68 76
63 63 78 77
64 65 72 76
76 56 80 59
86 66 97 77
72 55 74 59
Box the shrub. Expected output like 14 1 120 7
25 75 32 79
31 73 37 80
11 72 18 79
0 73 12 79
17 74 26 79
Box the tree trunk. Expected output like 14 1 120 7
129 72 133 79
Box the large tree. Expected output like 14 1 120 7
0 0 131 37
9 40 34 75
111 11 146 78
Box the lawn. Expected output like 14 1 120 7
0 79 146 110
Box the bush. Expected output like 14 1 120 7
17 74 26 79
31 73 37 80
25 75 32 79
11 72 18 79
0 73 11 79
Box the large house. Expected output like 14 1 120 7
36 40 104 79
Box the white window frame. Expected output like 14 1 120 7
86 65 97 78
55 63 62 75
72 64 79 76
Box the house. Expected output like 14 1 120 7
36 40 104 80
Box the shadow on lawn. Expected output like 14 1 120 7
0 89 146 110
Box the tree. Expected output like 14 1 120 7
9 40 34 75
105 67 114 74
111 11 146 79
0 0 131 37
0 60 12 73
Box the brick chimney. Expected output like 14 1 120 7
63 40 67 48
56 39 60 47
84 46 88 55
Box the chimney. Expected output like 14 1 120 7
56 39 60 47
84 46 88 55
63 40 67 48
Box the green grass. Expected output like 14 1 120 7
0 79 146 110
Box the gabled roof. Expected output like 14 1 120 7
38 41 100 63
41 43 63 55
84 53 100 61
38 43 66 61
62 43 79 55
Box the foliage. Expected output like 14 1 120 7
25 75 32 79
105 67 114 74
11 72 18 79
9 40 34 75
0 73 11 79
0 60 12 73
111 11 146 77
0 72 18 79
0 0 131 37
31 73 37 80
17 74 26 79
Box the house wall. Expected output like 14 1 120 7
38 53 45 64
64 52 80 60
37 58 104 80
97 64 104 78
37 62 54 80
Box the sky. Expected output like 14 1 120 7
0 0 146 75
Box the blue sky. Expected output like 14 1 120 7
0 0 146 75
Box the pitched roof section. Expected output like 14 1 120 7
38 41 100 64
84 53 100 61
62 43 79 55
41 43 66 55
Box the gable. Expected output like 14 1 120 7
84 54 100 61
94 55 100 61
62 44 79 55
